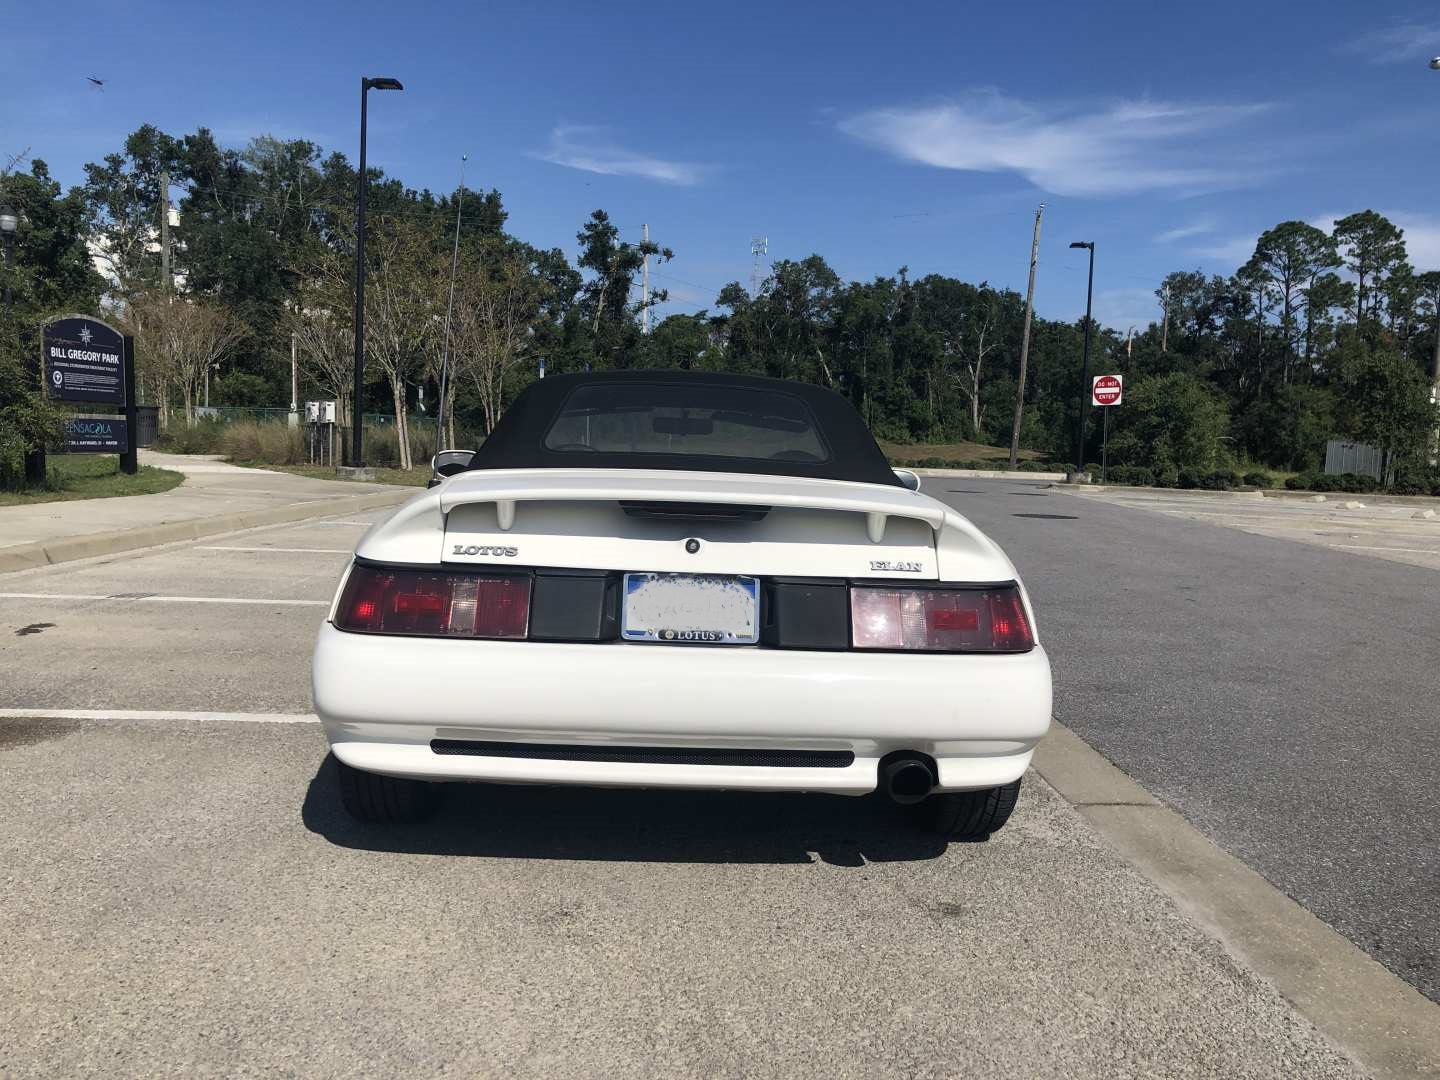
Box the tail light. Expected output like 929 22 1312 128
335 564 530 639
850 586 1033 652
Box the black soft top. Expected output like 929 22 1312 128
468 370 901 487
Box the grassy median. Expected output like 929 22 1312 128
0 456 185 507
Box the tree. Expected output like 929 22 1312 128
81 125 182 299
1245 222 1339 382
134 296 247 422
1331 337 1436 484
1106 372 1230 471
1332 211 1406 327
364 220 443 470
575 210 670 337
449 251 546 434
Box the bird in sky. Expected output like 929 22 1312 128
86 76 105 90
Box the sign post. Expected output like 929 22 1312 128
1091 374 1123 483
41 314 138 475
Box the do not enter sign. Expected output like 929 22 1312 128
1092 374 1123 407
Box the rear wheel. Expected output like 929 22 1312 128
918 778 1022 840
335 756 443 823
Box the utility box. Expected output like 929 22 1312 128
319 400 337 424
305 401 320 424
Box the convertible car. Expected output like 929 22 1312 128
312 371 1051 838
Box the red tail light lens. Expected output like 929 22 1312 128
850 586 1034 652
335 565 530 639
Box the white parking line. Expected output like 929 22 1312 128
1331 544 1440 554
0 708 317 724
0 592 328 607
305 520 374 527
196 546 351 554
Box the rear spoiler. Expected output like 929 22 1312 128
437 469 946 543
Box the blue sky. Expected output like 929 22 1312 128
6 1 1440 331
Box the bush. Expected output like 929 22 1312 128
1154 463 1179 488
1121 466 1155 486
1016 460 1054 472
1285 472 1314 490
154 417 226 454
219 420 305 465
1199 469 1243 491
1177 466 1204 489
1243 471 1274 489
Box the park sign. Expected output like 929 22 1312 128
43 315 127 406
62 415 129 454
1092 374 1123 407
39 314 139 474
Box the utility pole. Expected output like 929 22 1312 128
1008 203 1044 468
1161 284 1170 353
1069 240 1096 474
289 333 299 428
750 236 768 296
159 170 172 294
437 156 466 451
641 223 651 335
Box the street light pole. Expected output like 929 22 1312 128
1069 241 1096 474
351 75 404 468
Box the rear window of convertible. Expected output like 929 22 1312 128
543 382 832 464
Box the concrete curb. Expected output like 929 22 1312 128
910 467 1069 481
1034 723 1440 1080
0 489 412 575
1059 484 1266 500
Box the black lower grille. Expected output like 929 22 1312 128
429 739 854 768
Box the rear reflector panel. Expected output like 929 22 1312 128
336 565 530 639
850 586 1033 652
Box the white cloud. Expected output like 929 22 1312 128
838 91 1272 197
1190 235 1256 266
1093 287 1161 333
538 126 704 185
1155 219 1216 243
1338 20 1440 64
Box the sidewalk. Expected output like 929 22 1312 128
0 452 412 572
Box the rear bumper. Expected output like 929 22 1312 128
312 623 1052 795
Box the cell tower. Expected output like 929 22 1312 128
750 236 768 296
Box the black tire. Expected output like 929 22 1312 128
918 778 1022 840
335 756 443 823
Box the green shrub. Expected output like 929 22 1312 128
154 417 226 454
1199 469 1243 491
1115 466 1155 486
1154 463 1179 488
1177 467 1203 489
1285 471 1315 490
1017 460 1054 472
1243 471 1274 489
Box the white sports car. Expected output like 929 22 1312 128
313 371 1051 839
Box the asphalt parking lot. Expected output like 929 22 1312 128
1 489 1437 1077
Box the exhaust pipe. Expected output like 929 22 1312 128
881 755 934 805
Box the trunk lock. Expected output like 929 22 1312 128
685 538 702 554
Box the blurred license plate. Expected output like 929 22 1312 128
622 573 760 644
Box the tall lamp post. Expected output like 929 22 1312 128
1069 240 1096 474
351 75 404 468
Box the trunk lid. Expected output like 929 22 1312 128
438 468 942 579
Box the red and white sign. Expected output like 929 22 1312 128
1092 374 1123 407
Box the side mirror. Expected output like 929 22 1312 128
893 468 921 491
429 449 475 487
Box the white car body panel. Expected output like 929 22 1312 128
316 467 1051 795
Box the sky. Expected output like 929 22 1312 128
6 0 1440 332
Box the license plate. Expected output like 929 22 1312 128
622 573 760 644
